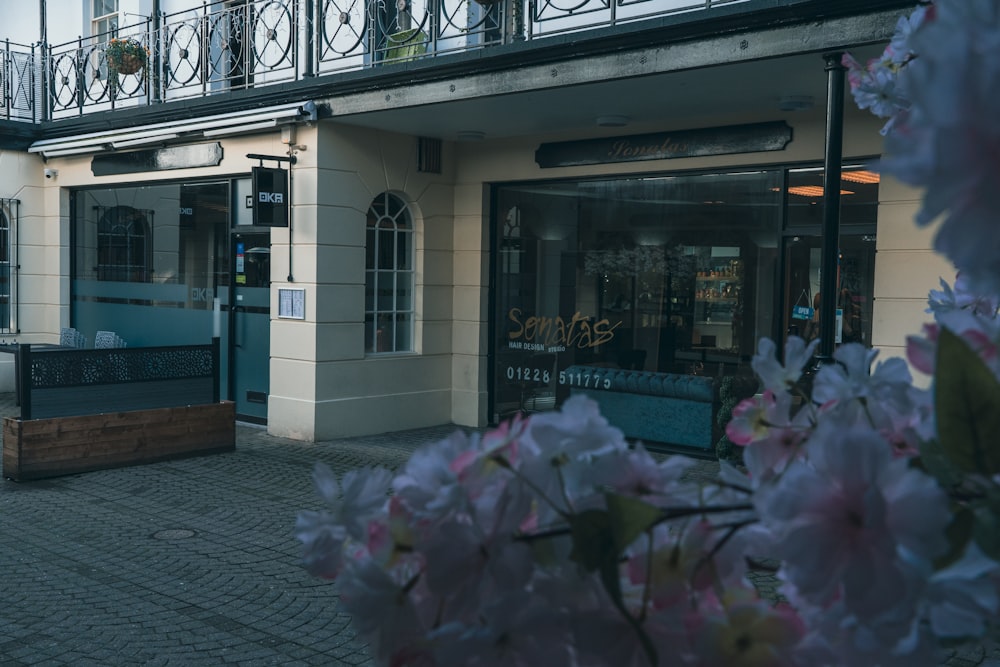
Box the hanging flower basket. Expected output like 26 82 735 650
106 37 149 75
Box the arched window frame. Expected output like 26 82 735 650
365 192 415 354
0 199 16 333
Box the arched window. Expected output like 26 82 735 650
0 201 13 331
365 192 414 353
97 205 152 282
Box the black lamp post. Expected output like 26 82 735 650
815 51 847 367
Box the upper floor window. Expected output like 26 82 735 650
365 192 414 353
92 0 119 38
0 199 17 332
96 205 152 282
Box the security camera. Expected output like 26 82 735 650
44 168 58 179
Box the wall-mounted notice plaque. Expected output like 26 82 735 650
278 288 305 320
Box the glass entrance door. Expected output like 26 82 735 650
782 234 876 348
231 231 271 423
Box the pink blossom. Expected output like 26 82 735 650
429 592 573 667
726 392 775 446
751 337 819 393
755 422 950 619
880 0 1000 293
339 558 429 662
726 390 811 481
906 324 939 375
687 588 805 667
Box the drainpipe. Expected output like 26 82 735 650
816 51 846 367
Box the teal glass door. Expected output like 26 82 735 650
231 232 271 423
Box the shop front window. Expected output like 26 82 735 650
493 171 783 421
72 182 230 347
492 165 879 440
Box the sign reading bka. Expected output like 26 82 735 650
252 166 288 227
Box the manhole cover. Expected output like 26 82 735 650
152 529 196 540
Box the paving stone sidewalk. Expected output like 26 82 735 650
0 396 450 666
0 394 993 665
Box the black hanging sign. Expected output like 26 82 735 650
534 121 793 168
252 165 289 227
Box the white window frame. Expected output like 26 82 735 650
0 199 18 333
365 192 415 354
92 0 120 39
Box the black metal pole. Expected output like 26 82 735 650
211 336 220 403
38 0 46 45
18 343 31 419
152 0 161 103
304 0 315 77
38 0 48 122
816 52 846 366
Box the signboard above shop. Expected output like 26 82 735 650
251 165 289 227
534 121 793 168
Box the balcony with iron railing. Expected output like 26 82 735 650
1 0 913 126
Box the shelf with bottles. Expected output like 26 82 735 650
694 259 742 303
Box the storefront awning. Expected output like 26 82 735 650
28 102 317 158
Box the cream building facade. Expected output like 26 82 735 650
0 0 945 444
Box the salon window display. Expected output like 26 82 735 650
492 171 783 423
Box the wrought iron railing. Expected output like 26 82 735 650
3 0 761 121
2 40 36 121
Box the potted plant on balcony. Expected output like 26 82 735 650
105 37 149 97
385 28 428 62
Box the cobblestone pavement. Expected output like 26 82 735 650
0 394 994 665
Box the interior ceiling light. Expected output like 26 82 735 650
778 95 815 112
596 115 629 127
456 130 485 141
786 185 854 197
841 170 881 184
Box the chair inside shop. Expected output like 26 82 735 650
94 331 128 349
59 327 87 348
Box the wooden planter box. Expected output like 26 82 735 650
2 401 235 482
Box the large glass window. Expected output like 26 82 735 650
365 192 415 353
494 171 783 419
492 166 879 426
72 182 230 347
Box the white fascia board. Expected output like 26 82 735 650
110 133 181 149
29 101 313 154
35 145 105 157
202 120 277 137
